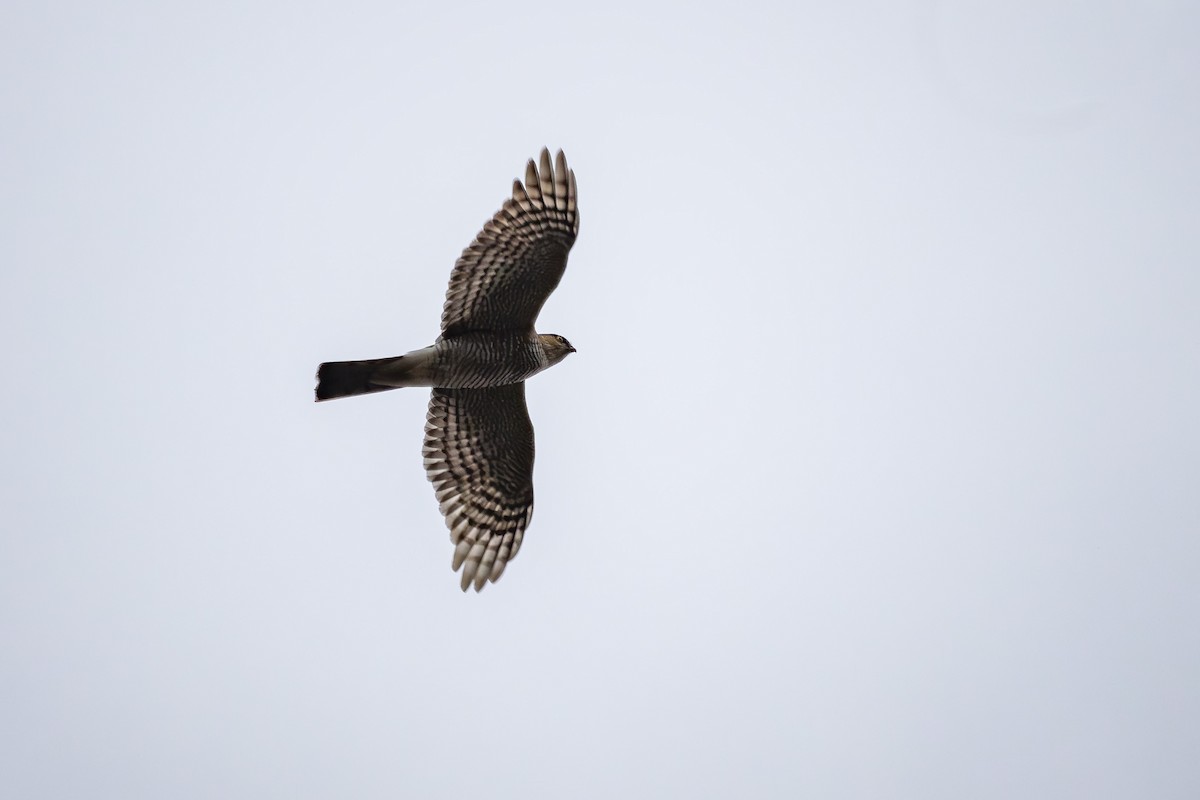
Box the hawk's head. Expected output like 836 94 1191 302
539 333 576 365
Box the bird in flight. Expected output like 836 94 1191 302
316 149 579 592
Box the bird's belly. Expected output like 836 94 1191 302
430 336 545 389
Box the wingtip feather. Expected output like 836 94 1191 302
538 149 554 198
524 159 540 201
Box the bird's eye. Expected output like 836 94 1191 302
556 336 566 343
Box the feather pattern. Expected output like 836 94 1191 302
422 383 536 591
427 332 548 389
441 149 578 336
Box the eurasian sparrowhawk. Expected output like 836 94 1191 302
316 149 579 592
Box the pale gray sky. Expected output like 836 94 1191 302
2 2 1198 798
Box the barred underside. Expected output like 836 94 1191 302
441 148 579 336
428 333 548 389
423 384 535 591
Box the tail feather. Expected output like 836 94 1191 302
315 357 400 401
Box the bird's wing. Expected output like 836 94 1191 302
423 383 536 591
440 149 578 336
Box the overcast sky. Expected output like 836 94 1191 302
2 2 1198 798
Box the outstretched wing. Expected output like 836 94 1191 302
423 384 536 591
441 149 578 337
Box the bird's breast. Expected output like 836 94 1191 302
430 333 548 389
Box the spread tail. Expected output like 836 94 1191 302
315 357 401 401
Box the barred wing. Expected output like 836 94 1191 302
441 149 578 336
423 384 536 591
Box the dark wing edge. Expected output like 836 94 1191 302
422 384 536 591
440 149 579 336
